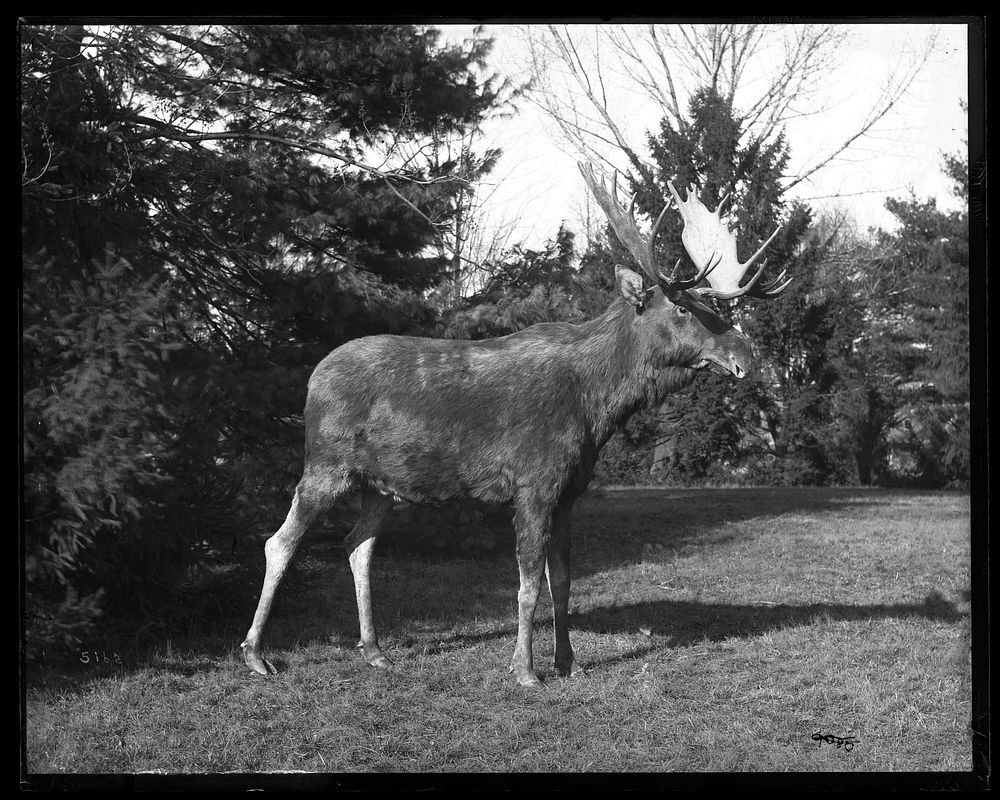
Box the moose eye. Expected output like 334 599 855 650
676 305 690 315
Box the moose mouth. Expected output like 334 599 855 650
694 355 747 379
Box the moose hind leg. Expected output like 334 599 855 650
344 488 394 669
242 472 350 675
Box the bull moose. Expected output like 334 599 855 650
241 162 789 688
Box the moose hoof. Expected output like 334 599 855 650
241 642 277 676
509 664 545 689
519 674 546 690
363 647 394 670
556 661 585 678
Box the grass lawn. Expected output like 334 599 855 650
23 487 975 782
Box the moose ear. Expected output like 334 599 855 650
615 266 647 308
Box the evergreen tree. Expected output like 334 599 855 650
21 23 506 652
633 87 844 484
445 224 584 340
873 152 970 486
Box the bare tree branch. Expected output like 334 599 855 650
781 31 937 193
519 22 936 202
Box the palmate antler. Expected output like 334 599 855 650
580 163 790 300
578 162 721 292
667 182 791 299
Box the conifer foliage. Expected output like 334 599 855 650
576 88 969 489
21 24 504 653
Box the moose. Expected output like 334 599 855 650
241 162 790 688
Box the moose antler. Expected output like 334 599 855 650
578 162 720 291
667 182 791 299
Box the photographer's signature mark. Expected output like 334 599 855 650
812 731 858 751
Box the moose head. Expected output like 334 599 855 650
579 162 790 380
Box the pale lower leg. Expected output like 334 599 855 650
242 495 311 673
508 494 554 689
509 559 546 688
242 475 347 675
345 489 393 668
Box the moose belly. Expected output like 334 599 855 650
344 416 590 507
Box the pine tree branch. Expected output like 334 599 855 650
127 114 469 187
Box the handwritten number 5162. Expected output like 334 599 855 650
79 650 122 665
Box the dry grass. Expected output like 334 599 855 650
23 488 976 785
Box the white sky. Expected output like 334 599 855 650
440 22 970 251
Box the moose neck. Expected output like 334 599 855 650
572 298 697 446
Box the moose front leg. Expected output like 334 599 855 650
547 500 582 677
344 488 394 669
509 492 554 689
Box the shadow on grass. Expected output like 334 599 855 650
573 590 962 669
418 590 961 666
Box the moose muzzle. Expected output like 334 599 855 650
699 329 754 379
